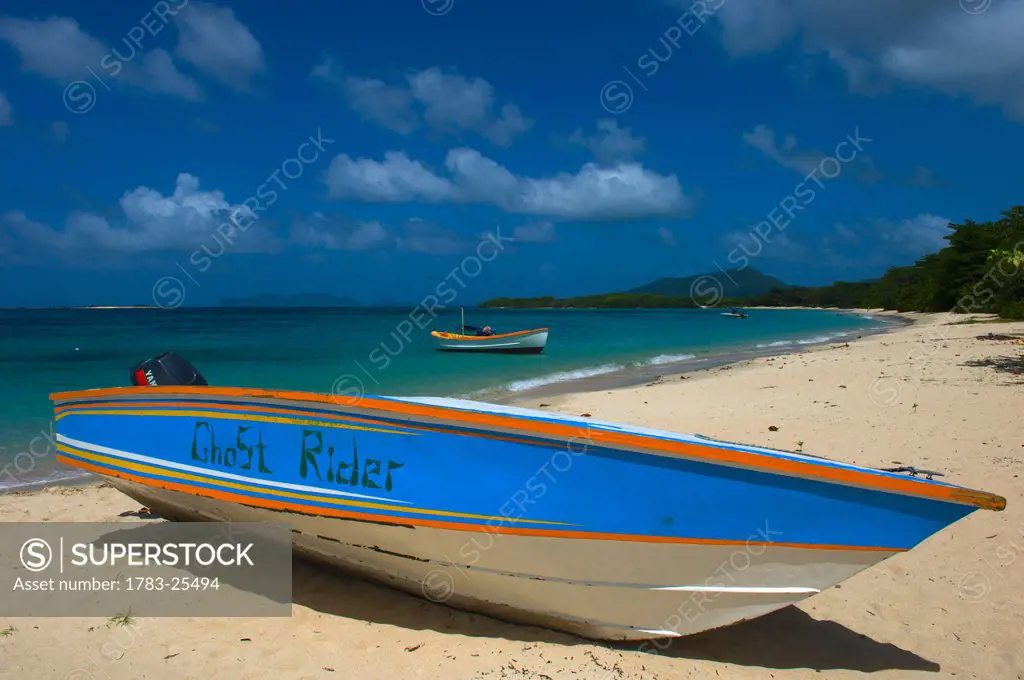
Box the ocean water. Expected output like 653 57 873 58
0 307 886 489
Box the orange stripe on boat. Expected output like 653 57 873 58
56 443 574 527
56 454 904 553
53 401 565 451
55 400 412 432
430 327 547 341
49 386 1007 512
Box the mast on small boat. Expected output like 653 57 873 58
461 306 465 333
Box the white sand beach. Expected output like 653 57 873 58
1 312 1022 680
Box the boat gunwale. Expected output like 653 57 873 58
49 386 1007 512
429 328 548 341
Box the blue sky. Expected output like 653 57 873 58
1 0 1022 307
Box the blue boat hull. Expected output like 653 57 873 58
51 386 1004 640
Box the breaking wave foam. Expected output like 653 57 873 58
468 352 700 396
756 331 850 349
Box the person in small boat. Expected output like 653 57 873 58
477 325 496 336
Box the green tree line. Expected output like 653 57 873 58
745 206 1024 318
481 206 1024 319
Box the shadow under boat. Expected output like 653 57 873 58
98 500 938 673
289 556 939 674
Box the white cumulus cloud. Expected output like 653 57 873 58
313 59 532 146
0 15 202 100
174 3 264 90
569 119 646 164
325 148 693 221
702 0 1024 120
1 174 277 258
742 123 881 182
290 213 391 251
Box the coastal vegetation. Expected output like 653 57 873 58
481 206 1024 319
746 206 1024 319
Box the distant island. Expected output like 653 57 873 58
480 268 789 309
221 293 361 307
73 305 159 309
624 268 790 298
482 205 1024 320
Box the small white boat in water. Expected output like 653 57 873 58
430 308 548 354
430 327 548 354
721 307 748 319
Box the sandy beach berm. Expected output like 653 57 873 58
1 312 1022 680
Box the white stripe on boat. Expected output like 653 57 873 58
56 434 410 504
651 585 820 594
437 342 524 349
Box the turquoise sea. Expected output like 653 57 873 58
0 307 888 489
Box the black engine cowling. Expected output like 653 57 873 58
129 351 207 387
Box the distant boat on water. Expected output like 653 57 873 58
430 307 548 354
721 307 749 319
430 328 549 353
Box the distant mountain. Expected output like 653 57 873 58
625 268 791 298
221 293 360 307
479 268 793 309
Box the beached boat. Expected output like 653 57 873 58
51 353 1005 642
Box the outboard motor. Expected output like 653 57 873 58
129 351 208 387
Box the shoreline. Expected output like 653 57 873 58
2 470 101 494
492 310 912 405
